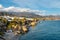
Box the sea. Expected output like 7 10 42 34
19 20 60 40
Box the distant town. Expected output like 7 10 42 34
0 12 60 21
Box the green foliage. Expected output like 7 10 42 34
0 32 4 36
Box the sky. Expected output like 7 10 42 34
0 0 60 15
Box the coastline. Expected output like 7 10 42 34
0 16 39 40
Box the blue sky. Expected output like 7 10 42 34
0 0 60 15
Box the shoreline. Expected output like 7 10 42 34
0 16 39 40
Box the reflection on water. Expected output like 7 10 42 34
19 20 60 40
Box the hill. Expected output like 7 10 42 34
0 12 42 18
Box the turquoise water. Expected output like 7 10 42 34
19 20 60 40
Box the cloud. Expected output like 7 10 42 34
0 4 60 16
0 4 59 16
0 4 46 16
0 4 3 9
